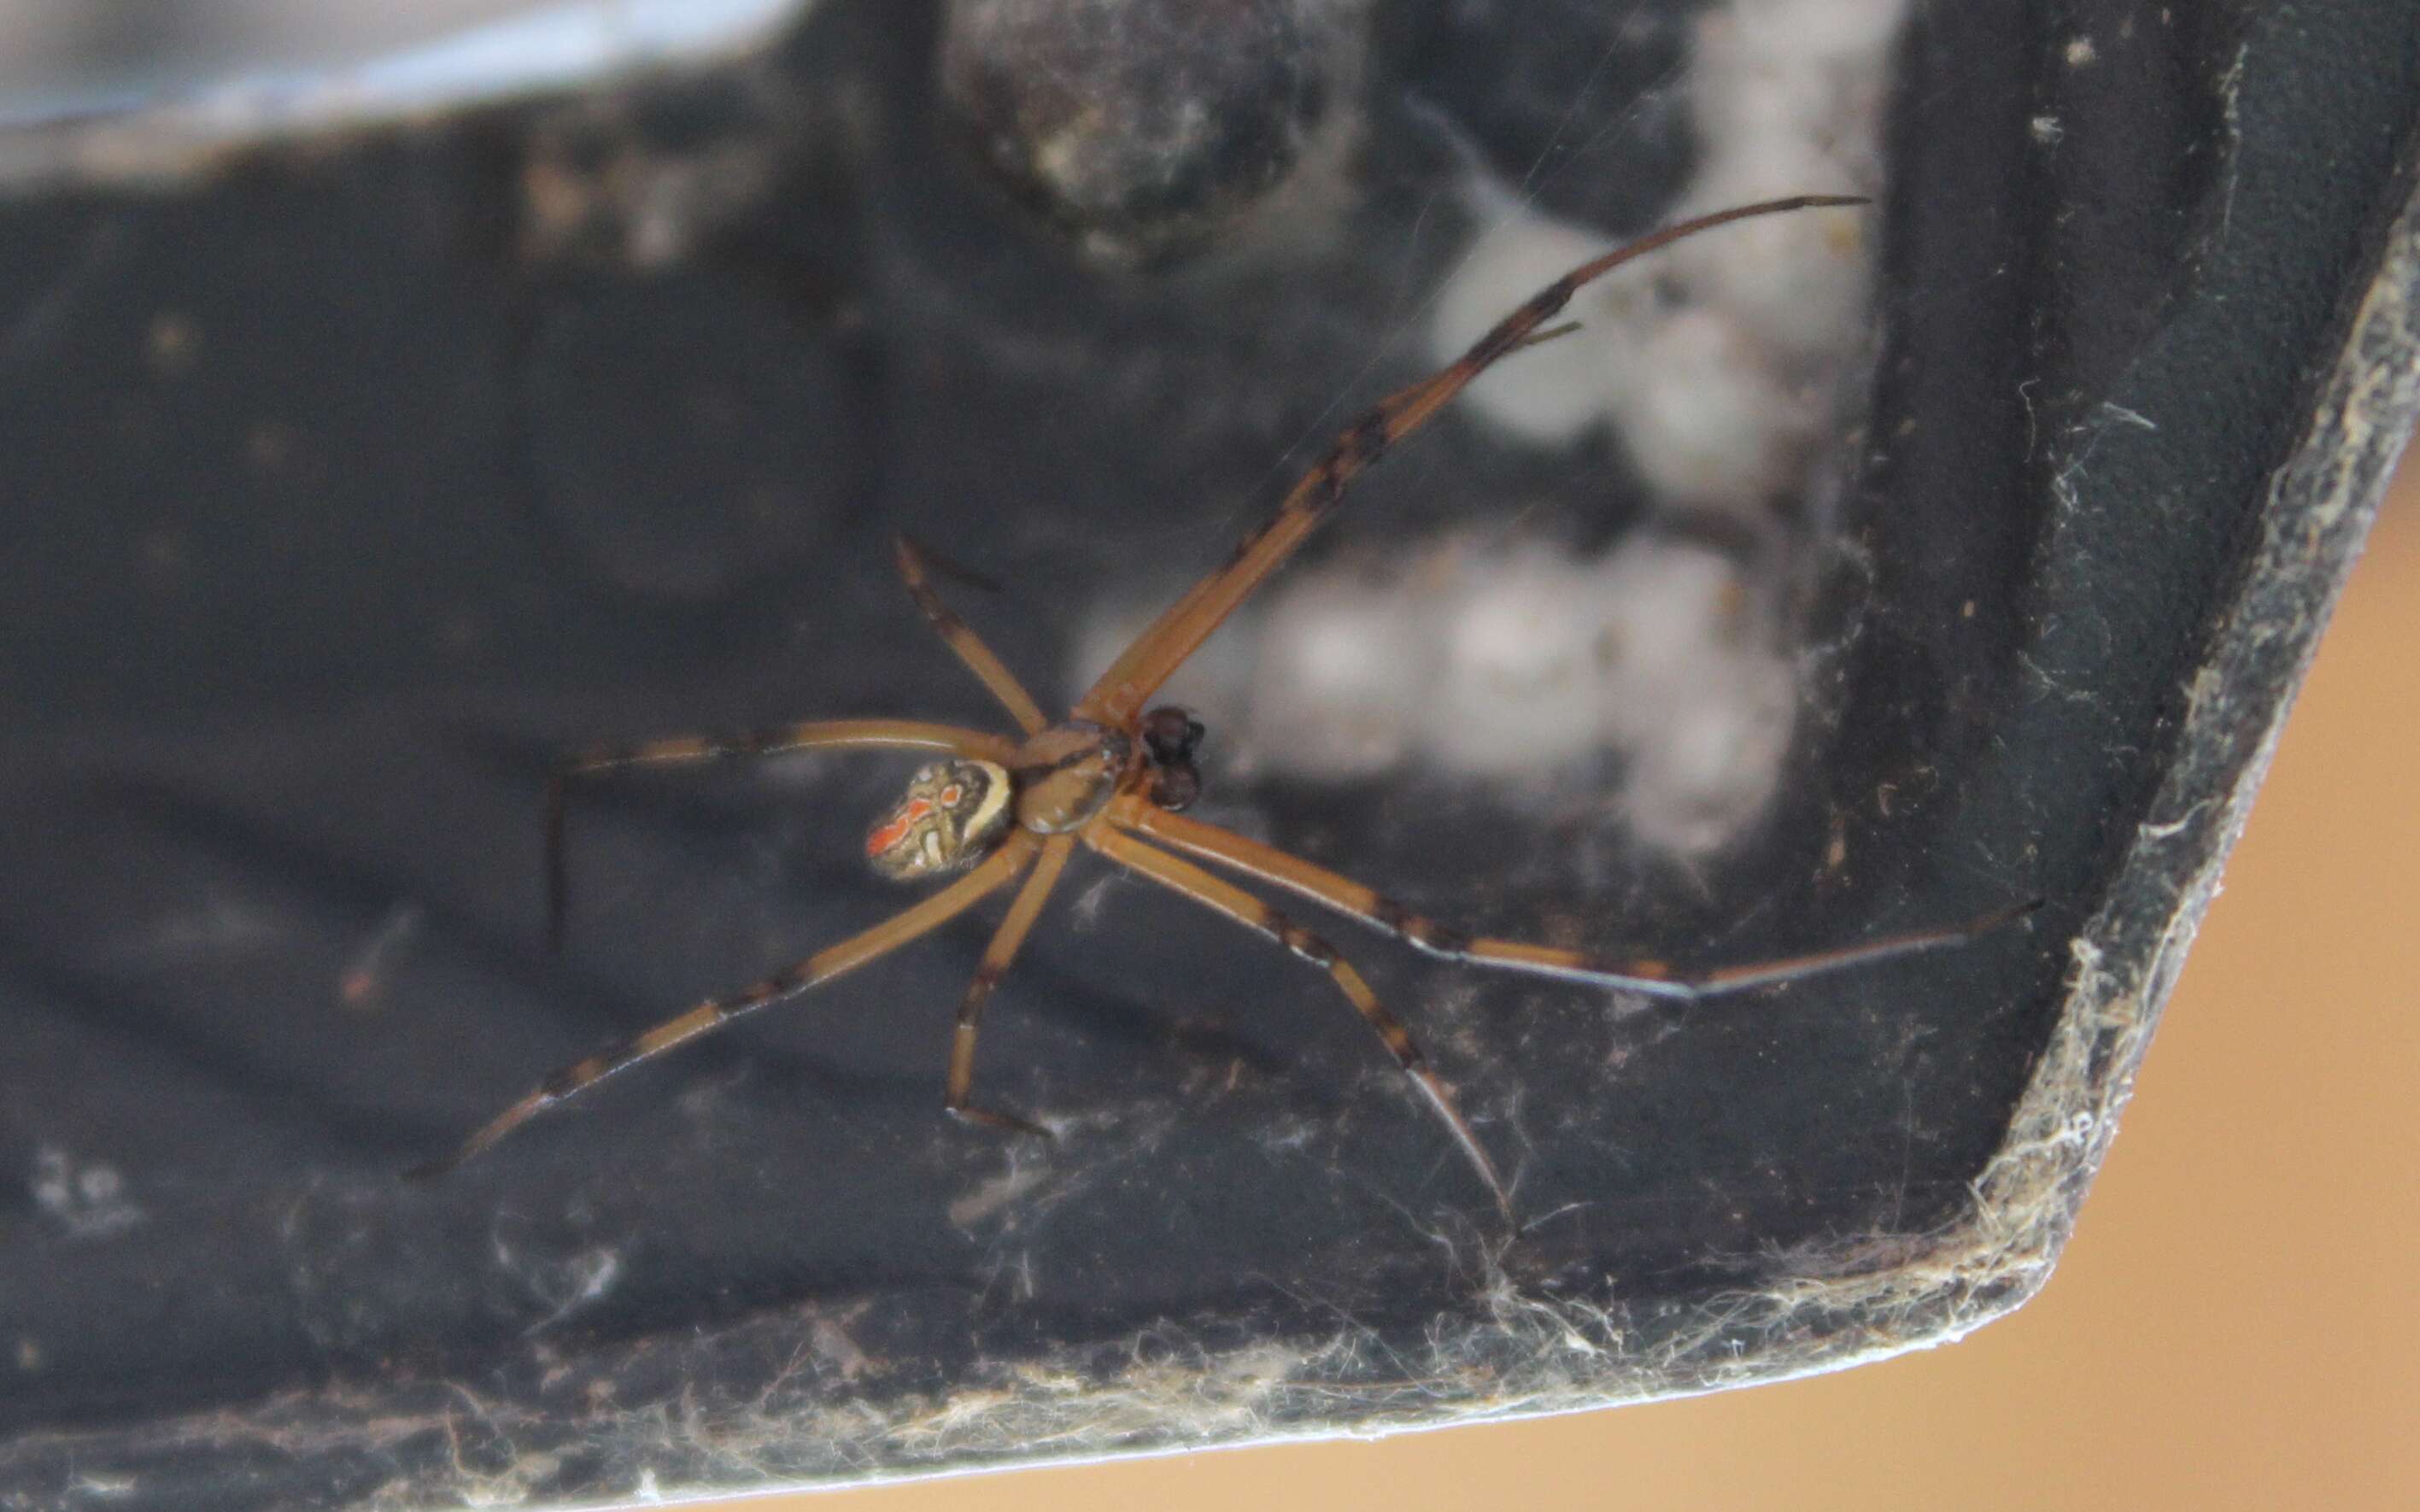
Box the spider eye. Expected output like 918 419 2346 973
939 784 963 805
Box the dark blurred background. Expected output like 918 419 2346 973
2 4 2411 1508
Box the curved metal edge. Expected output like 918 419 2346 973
1876 142 2420 1351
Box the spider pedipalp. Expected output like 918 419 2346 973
1140 706 1207 812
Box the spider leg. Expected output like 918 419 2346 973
409 834 1040 1182
545 718 1019 953
1084 823 1510 1219
1113 796 2037 999
1074 194 1866 727
945 833 1077 1138
893 535 1052 735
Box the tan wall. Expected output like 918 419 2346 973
748 455 2420 1512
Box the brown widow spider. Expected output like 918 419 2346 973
414 195 2033 1216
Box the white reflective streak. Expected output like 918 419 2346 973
0 0 805 185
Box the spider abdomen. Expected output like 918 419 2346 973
866 759 1015 880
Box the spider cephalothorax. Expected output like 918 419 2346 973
1006 720 1133 833
865 759 1014 880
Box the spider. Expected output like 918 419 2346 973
414 195 2030 1216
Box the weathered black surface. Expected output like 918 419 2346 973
1 2 2415 1508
